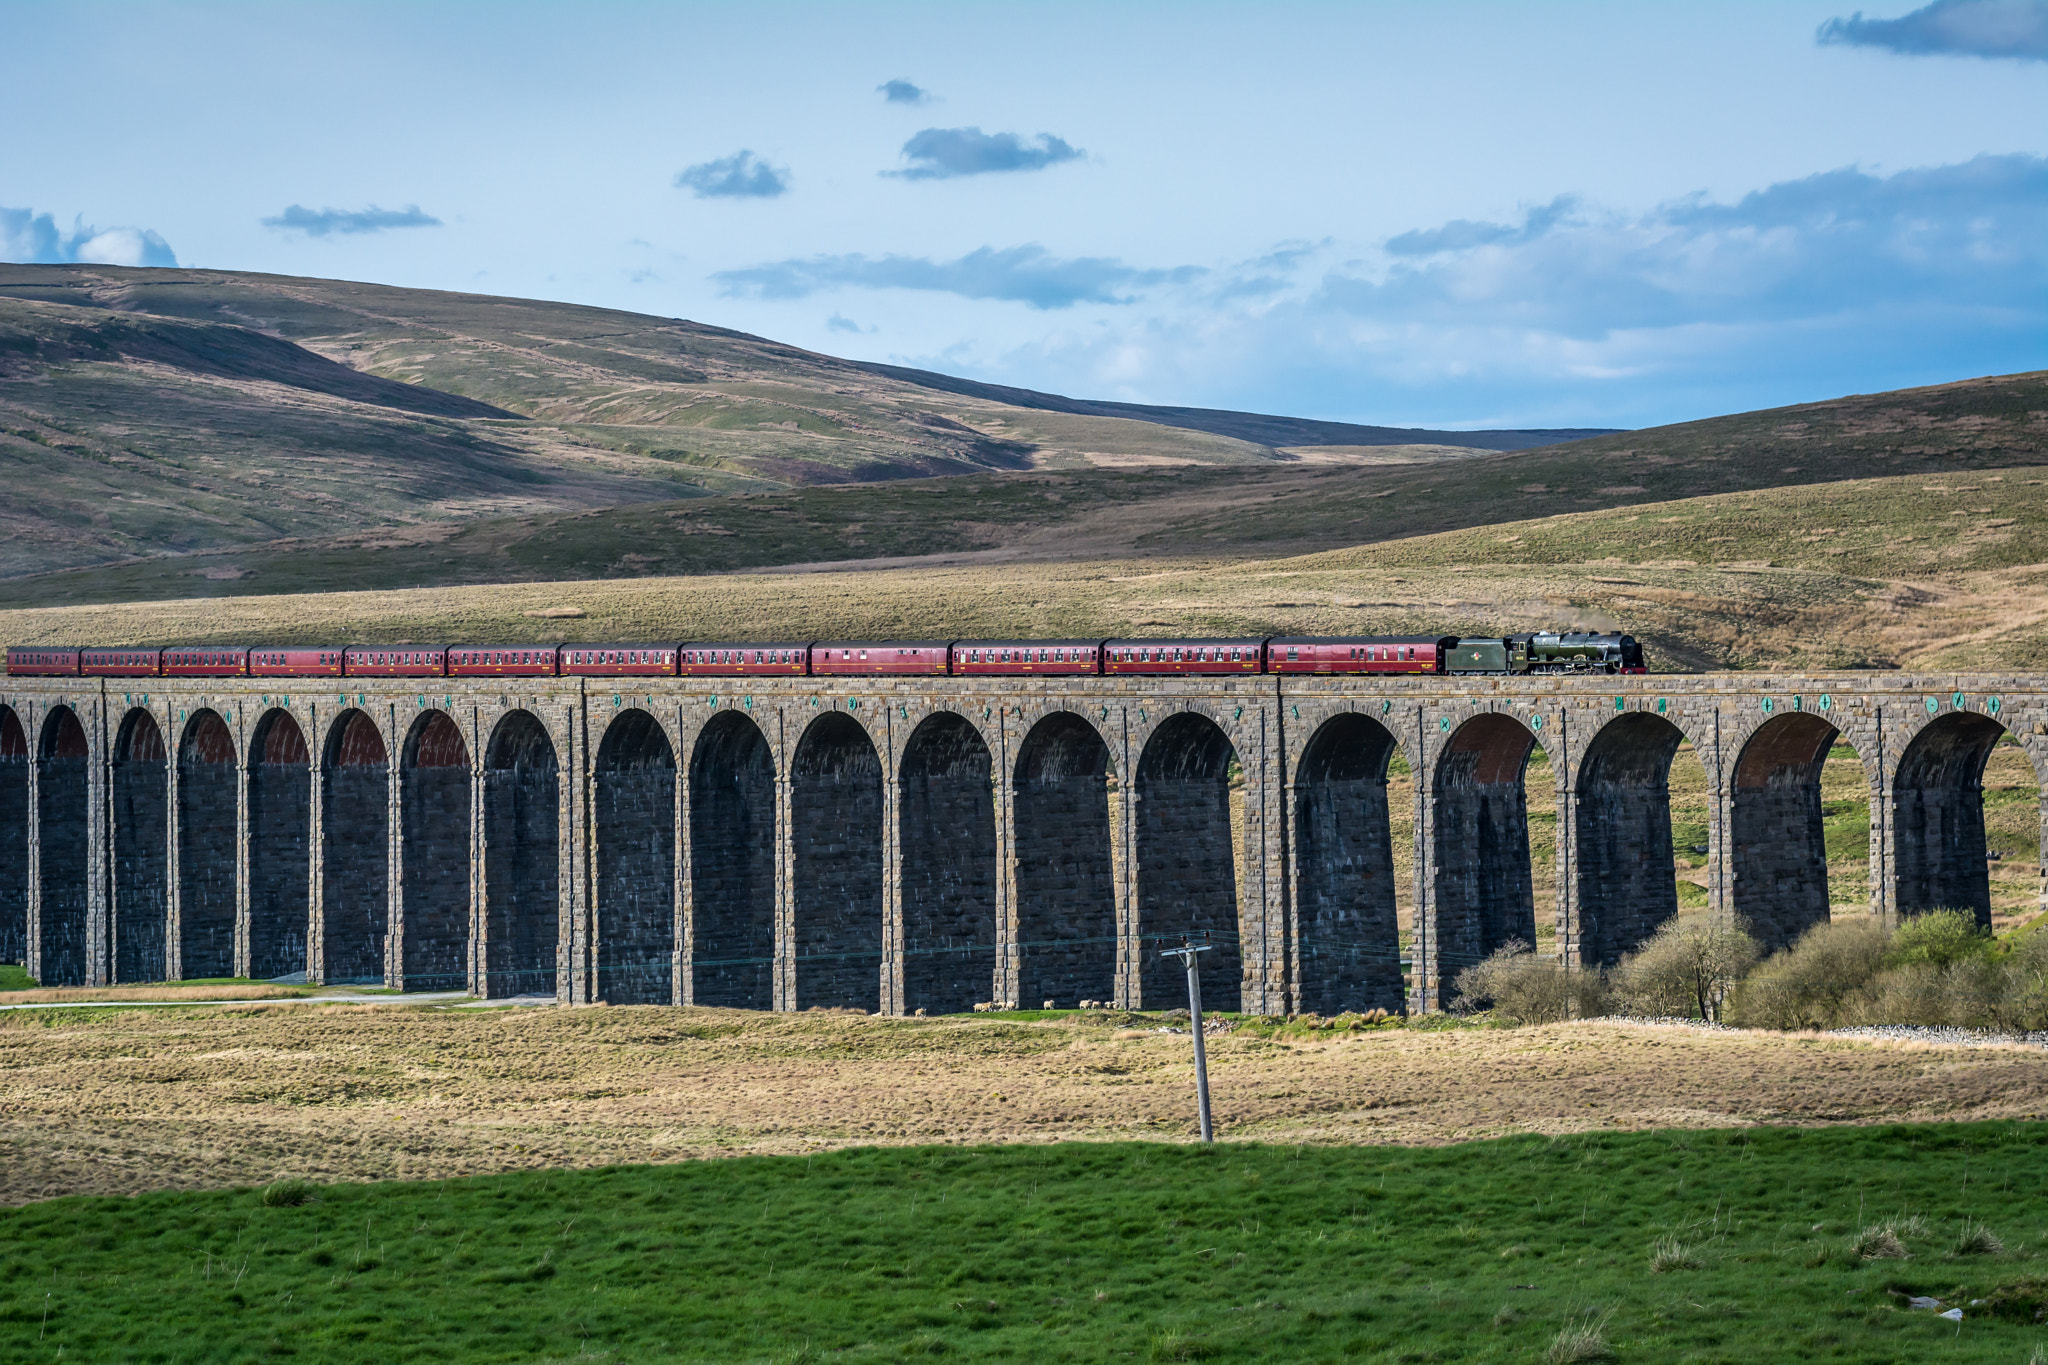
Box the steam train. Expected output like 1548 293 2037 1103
6 632 1646 678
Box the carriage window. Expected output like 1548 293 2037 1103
1287 648 1299 661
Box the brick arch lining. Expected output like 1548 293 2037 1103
791 712 884 1011
1135 711 1242 1011
899 711 995 1014
595 709 676 1005
1013 710 1116 1010
688 710 774 1008
1294 712 1404 1014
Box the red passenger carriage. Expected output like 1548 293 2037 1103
81 648 164 677
342 646 447 678
6 647 81 676
812 641 951 676
250 647 346 677
1103 638 1266 675
951 639 1103 676
446 645 562 678
1265 635 1453 675
163 646 251 678
678 642 810 676
560 644 678 677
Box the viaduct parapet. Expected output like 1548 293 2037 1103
1 672 2039 1013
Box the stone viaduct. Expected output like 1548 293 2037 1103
0 671 2040 1014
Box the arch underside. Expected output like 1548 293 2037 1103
899 713 995 1014
0 708 24 968
1014 713 1116 1009
37 707 90 986
178 709 238 979
323 710 388 984
792 713 883 1011
484 711 559 999
1574 712 1685 965
689 712 774 1008
111 710 168 983
596 709 674 1005
1294 713 1402 1014
1136 713 1242 1012
1431 714 1539 998
1731 712 1840 952
249 710 310 980
1895 712 2006 929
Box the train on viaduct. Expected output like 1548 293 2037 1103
0 668 2037 1015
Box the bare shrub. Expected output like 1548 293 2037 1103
1453 942 1608 1024
1613 915 1759 1021
1727 917 1889 1029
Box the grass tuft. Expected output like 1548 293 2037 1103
1650 1235 1703 1272
1547 1310 1614 1364
259 1178 318 1207
1953 1221 2007 1258
1853 1224 1910 1260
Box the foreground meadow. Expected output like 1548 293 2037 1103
3 1004 2046 1206
6 1125 2048 1362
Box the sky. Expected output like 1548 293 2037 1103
4 0 2046 430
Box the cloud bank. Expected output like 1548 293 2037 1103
886 127 1084 180
0 208 177 266
1817 0 2048 59
675 151 791 199
263 204 442 236
715 244 1202 309
877 79 931 104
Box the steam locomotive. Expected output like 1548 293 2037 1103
6 632 1646 678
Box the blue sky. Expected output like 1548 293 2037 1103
4 0 2045 430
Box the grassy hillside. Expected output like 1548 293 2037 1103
0 264 1599 581
7 1125 2048 1362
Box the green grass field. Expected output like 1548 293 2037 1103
7 1124 2048 1363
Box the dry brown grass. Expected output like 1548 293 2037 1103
2 1004 2044 1206
0 983 311 1005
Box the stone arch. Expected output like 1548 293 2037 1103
248 709 311 980
483 710 559 998
1893 710 2008 929
0 706 26 968
1730 712 1854 951
1013 711 1116 1011
899 711 996 1014
177 709 238 980
1430 713 1545 1001
1573 711 1688 964
111 709 169 983
36 707 91 985
595 708 675 1005
401 709 471 992
1294 712 1404 1014
1135 711 1243 1011
322 709 388 984
688 710 775 1009
791 711 884 1011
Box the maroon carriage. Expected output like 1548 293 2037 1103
560 643 679 678
951 639 1104 676
81 648 164 677
1265 635 1453 676
678 642 810 677
810 641 952 676
446 645 562 678
6 647 81 676
342 645 447 678
1102 638 1267 675
249 646 346 678
163 646 252 678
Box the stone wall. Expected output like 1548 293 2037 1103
1134 713 1242 1012
0 707 25 966
687 711 775 1008
401 710 471 992
1892 711 2001 928
248 711 310 980
322 710 388 984
36 707 90 986
899 713 996 1014
1572 712 1685 965
176 710 238 979
1429 713 1540 999
594 709 675 1006
483 710 558 998
1730 712 1837 951
1291 713 1403 1014
111 710 168 983
791 712 884 1011
1012 712 1117 1009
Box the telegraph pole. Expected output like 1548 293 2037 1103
1161 938 1215 1143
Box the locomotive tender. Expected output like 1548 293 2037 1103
7 631 1645 678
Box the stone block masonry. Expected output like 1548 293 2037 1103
2 672 2043 1011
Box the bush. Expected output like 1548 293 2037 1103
1452 942 1608 1024
1885 909 1990 969
1727 917 1889 1030
259 1178 318 1207
1612 916 1759 1021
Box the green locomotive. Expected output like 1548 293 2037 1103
1444 631 1646 676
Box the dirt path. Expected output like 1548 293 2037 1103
3 1006 2043 1206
